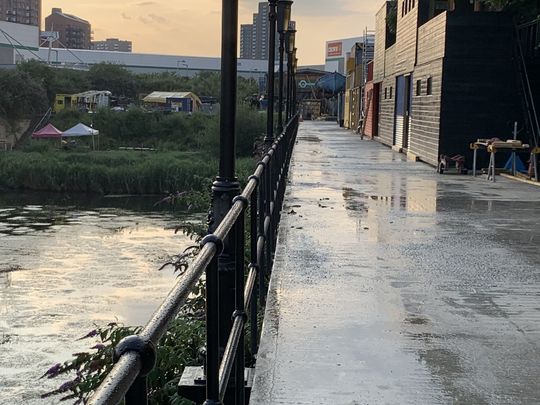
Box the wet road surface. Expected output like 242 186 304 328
251 121 540 404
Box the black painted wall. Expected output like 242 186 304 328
439 12 522 165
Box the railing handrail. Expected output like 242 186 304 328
88 113 300 405
517 17 540 30
515 24 540 148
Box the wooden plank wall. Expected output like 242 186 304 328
409 60 444 165
374 3 389 83
395 0 418 75
379 76 396 146
439 12 522 163
408 11 447 165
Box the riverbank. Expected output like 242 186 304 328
0 150 256 204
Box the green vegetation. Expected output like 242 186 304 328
47 104 265 156
0 61 259 119
0 69 49 122
479 0 539 21
0 62 264 196
0 151 256 204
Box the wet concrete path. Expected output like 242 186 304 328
250 121 540 404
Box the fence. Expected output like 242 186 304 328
88 113 300 405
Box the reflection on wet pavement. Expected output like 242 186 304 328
0 198 196 404
251 122 540 404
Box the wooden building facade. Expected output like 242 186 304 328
372 0 522 166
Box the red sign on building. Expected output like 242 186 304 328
327 42 343 57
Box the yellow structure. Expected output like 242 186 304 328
143 92 202 113
53 94 73 113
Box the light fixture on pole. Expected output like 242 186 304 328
276 0 293 134
265 0 278 145
285 25 296 120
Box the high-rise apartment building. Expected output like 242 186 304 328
92 38 132 52
45 8 91 49
240 24 253 59
240 2 281 61
0 0 40 26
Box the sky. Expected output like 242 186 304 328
42 0 382 65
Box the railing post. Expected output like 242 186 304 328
207 0 240 401
125 377 148 405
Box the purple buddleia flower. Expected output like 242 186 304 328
57 375 81 392
40 363 62 379
90 344 106 351
77 329 98 340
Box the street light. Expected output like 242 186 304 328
293 53 298 115
177 59 188 76
265 0 278 145
285 25 296 120
276 0 293 133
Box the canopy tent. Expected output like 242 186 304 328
62 123 99 137
32 123 63 139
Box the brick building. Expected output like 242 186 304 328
44 8 91 50
0 0 40 26
92 38 132 52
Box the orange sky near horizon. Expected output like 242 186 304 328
42 0 381 65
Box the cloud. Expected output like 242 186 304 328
148 13 168 24
138 16 150 24
136 1 157 6
121 13 132 20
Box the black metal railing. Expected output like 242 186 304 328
516 22 540 149
517 18 540 60
87 113 299 405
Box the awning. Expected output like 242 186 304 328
32 123 63 139
62 123 99 137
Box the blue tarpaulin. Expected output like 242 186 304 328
315 72 346 93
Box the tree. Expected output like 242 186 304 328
17 60 55 102
88 63 137 98
0 69 49 121
479 0 540 21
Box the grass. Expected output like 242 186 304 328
0 150 256 198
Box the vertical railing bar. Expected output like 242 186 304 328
205 255 220 404
125 377 148 405
234 212 246 405
250 189 259 363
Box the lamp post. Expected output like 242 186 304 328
277 0 292 134
285 26 295 121
177 59 188 76
207 0 240 402
293 53 298 116
265 0 278 145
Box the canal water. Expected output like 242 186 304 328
0 193 199 404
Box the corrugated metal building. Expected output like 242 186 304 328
372 0 523 167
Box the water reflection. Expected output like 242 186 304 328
342 173 439 242
0 193 198 404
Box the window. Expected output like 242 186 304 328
426 77 433 95
384 87 388 99
402 1 405 16
390 87 393 99
416 79 422 96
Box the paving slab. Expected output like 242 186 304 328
250 121 540 405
